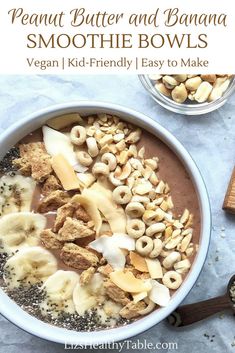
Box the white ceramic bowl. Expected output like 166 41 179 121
0 102 211 345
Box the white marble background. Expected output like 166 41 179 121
0 75 234 353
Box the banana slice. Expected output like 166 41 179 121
103 300 122 319
95 306 120 327
40 270 80 317
73 273 105 315
0 175 36 216
0 212 46 254
4 246 57 288
43 270 79 301
99 300 122 326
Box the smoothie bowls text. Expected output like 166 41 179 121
0 103 211 344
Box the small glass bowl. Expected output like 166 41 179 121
139 74 235 115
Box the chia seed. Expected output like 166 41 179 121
203 333 215 343
42 309 131 332
6 283 46 316
0 251 8 278
0 147 20 174
0 255 131 331
0 248 131 332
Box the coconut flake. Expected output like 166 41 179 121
132 291 148 303
73 164 88 173
111 233 135 251
42 126 77 167
110 270 152 293
145 258 163 279
76 173 95 188
149 280 171 307
89 235 133 269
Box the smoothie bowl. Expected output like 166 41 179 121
0 102 211 345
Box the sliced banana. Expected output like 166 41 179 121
0 175 36 217
101 300 122 326
4 246 57 289
95 305 120 327
0 212 46 254
73 273 105 315
40 270 80 317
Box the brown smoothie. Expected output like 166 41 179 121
20 121 200 281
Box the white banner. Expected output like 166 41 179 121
0 0 234 74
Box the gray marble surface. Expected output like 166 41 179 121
0 75 234 353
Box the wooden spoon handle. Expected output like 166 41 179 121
169 295 231 327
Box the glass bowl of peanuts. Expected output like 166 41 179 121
139 74 235 115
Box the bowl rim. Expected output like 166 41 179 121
139 74 235 115
0 101 211 345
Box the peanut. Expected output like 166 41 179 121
172 74 187 83
149 74 233 104
208 87 223 102
185 77 202 91
171 84 188 103
162 75 178 89
194 82 213 103
155 83 171 97
200 74 216 83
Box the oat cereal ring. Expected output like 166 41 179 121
70 126 87 146
92 162 109 177
160 249 171 258
76 151 93 167
131 195 150 204
142 210 158 226
136 236 154 256
101 153 117 171
113 186 132 205
86 137 99 157
162 251 181 270
162 271 182 289
109 172 124 186
126 219 146 239
146 223 166 237
138 298 156 315
149 238 163 258
125 202 145 218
